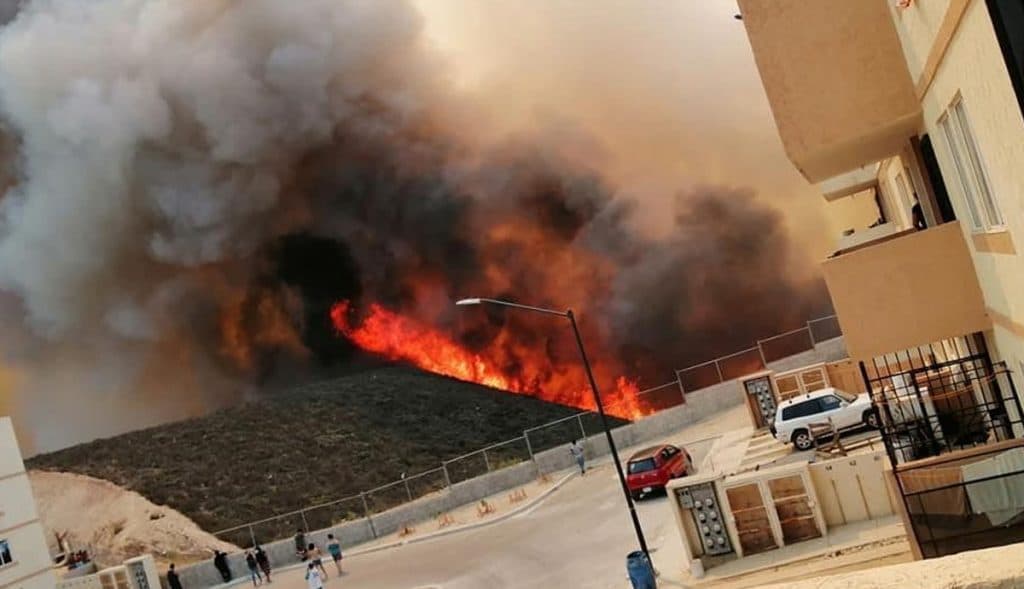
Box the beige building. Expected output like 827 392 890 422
0 417 55 589
739 0 1024 560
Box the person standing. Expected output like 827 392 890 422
326 534 343 576
294 529 307 562
570 439 586 475
245 551 263 586
167 563 183 589
255 546 272 584
213 551 232 582
307 542 329 579
305 562 324 589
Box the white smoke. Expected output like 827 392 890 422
0 0 442 449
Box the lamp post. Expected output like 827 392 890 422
455 297 651 557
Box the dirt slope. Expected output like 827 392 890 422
29 470 237 568
27 366 612 546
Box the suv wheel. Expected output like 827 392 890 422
792 429 813 451
864 410 880 429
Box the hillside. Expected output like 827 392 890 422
28 366 615 546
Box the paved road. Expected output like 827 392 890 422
264 437 718 589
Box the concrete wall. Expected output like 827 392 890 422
175 337 849 587
892 0 1024 396
760 540 1024 589
822 222 989 361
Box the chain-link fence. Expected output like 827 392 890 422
211 314 842 546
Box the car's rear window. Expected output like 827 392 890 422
628 458 657 474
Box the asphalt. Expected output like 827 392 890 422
257 437 720 589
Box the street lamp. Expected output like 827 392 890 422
455 297 651 557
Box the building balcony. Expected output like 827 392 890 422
738 0 921 182
821 222 990 362
819 164 881 202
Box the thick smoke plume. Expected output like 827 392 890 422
0 0 828 451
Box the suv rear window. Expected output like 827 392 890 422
628 458 657 474
781 399 823 421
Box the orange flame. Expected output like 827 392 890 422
330 301 649 420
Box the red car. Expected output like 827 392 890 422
626 444 693 499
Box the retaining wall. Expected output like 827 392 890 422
175 337 848 587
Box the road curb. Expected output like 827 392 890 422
348 471 577 557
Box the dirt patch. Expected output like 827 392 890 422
29 470 237 568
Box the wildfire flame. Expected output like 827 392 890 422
330 301 649 420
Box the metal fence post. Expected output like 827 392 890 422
359 493 378 539
757 341 768 368
403 478 413 502
248 525 257 549
714 360 725 383
576 413 587 439
442 462 453 488
523 431 535 462
299 509 309 532
807 321 816 346
483 449 492 472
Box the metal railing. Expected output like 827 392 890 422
211 314 842 547
676 315 840 392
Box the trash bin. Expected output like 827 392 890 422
626 551 656 589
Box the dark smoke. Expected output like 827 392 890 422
0 0 830 451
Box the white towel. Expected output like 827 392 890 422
962 447 1024 526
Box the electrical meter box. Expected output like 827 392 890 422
740 370 779 430
668 473 737 574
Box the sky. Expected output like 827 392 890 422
411 0 864 266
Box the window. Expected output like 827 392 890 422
0 539 11 568
819 395 842 411
834 389 858 403
781 400 821 421
628 458 656 474
938 97 1004 232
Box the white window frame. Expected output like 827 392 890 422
937 96 1005 233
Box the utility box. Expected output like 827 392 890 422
667 472 737 575
740 371 779 430
123 555 159 589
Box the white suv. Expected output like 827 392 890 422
771 388 878 451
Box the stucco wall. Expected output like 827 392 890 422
891 0 1024 386
738 0 921 181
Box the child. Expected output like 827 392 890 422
307 542 329 579
326 533 343 575
305 562 324 589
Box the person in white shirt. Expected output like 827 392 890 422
570 440 586 475
305 562 324 589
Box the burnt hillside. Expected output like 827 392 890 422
28 366 620 543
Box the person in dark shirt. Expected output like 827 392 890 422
294 529 307 561
167 563 183 589
255 546 272 583
245 551 263 586
213 551 232 582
